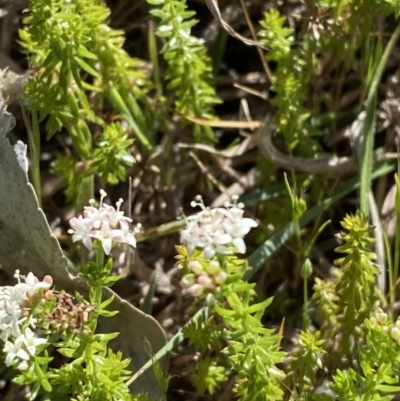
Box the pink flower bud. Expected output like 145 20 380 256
197 275 214 289
214 271 228 285
188 261 204 275
187 284 204 297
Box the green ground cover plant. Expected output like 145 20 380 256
1 0 400 400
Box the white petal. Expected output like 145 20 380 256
215 245 232 255
123 233 137 248
204 246 216 259
233 237 246 254
242 217 258 227
17 360 28 371
82 236 93 251
187 243 196 255
101 238 112 255
5 351 16 366
16 348 29 361
214 233 232 245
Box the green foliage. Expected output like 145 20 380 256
290 330 326 393
258 9 317 153
331 307 400 399
51 154 83 202
312 277 339 326
12 0 400 399
188 357 228 394
334 211 378 357
13 297 135 401
88 123 135 185
183 314 223 351
20 0 150 202
46 347 132 401
147 0 220 139
20 0 150 142
176 249 286 400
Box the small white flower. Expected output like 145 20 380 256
3 328 46 369
181 196 257 259
68 216 94 250
103 198 132 228
314 380 336 398
0 289 23 341
92 219 136 255
83 189 109 229
14 272 52 298
23 327 46 355
68 190 137 254
4 337 28 367
0 273 53 343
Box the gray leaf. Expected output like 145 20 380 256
0 103 167 399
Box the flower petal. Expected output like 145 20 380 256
233 237 246 254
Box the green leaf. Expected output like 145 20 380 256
226 293 244 314
100 294 115 309
77 44 97 59
245 161 395 281
41 379 52 392
359 24 400 216
376 384 400 392
75 56 100 78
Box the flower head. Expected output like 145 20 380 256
0 272 52 343
181 260 229 298
0 272 51 371
4 328 46 370
180 195 257 259
68 190 137 255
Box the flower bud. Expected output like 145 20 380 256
181 274 195 288
207 261 221 274
214 271 228 285
391 326 400 342
375 308 388 325
17 360 28 371
197 275 214 289
43 275 53 285
300 258 312 279
188 261 204 275
187 284 204 297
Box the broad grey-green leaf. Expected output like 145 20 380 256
0 103 167 400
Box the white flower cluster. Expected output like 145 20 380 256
68 189 137 255
181 260 228 297
0 271 51 370
181 196 258 259
370 307 388 332
391 319 400 345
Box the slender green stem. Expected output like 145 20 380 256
88 247 104 332
94 247 104 308
302 277 309 329
393 223 400 312
126 306 211 387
